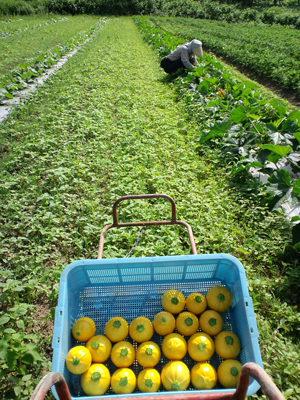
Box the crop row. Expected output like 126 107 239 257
135 16 300 248
0 16 68 38
150 16 300 95
0 18 106 103
0 15 101 75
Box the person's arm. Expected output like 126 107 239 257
180 47 195 69
190 55 199 66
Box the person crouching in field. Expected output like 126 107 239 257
160 39 203 74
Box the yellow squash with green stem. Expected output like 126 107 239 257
217 359 242 388
215 331 241 359
136 341 161 367
176 312 199 336
105 317 128 342
161 361 190 391
81 364 111 395
137 368 161 392
161 290 185 314
153 311 175 336
188 332 214 362
186 293 207 315
72 317 96 342
162 333 187 360
199 310 223 336
111 341 136 367
129 316 153 342
86 335 111 363
191 362 217 389
206 286 232 312
111 368 136 394
65 346 92 374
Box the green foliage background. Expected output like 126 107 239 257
1 0 300 29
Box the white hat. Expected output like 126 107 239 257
191 39 203 58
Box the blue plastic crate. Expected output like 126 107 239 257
51 254 262 399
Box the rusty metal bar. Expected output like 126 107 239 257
29 372 71 400
235 363 285 400
97 194 197 259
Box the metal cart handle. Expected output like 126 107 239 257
97 194 197 259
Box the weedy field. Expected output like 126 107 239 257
0 15 299 400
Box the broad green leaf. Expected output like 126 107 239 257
288 110 300 124
268 170 291 188
200 120 231 144
206 99 221 107
3 92 13 99
17 319 25 330
281 117 300 134
191 66 204 77
210 120 231 134
4 328 16 333
24 343 43 361
229 106 248 123
22 374 32 382
232 165 246 175
182 74 194 83
292 132 300 144
291 216 300 222
258 149 272 164
0 339 9 360
21 353 34 365
7 350 19 368
267 153 282 164
14 386 22 397
244 80 260 90
246 114 259 120
197 79 210 95
292 179 300 196
199 131 222 144
17 365 27 376
283 389 294 399
19 62 28 68
12 333 24 341
0 316 10 324
277 103 287 118
260 144 292 157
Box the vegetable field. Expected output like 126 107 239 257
149 16 300 96
0 15 102 101
0 15 299 400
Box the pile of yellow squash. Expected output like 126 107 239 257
65 286 242 396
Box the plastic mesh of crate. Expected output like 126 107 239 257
51 254 262 399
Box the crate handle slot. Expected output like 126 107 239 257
97 194 197 259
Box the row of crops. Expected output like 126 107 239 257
0 15 68 37
0 15 104 102
150 16 300 96
135 16 300 248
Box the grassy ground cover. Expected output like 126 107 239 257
0 15 299 399
0 15 99 75
149 16 300 95
0 15 68 37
